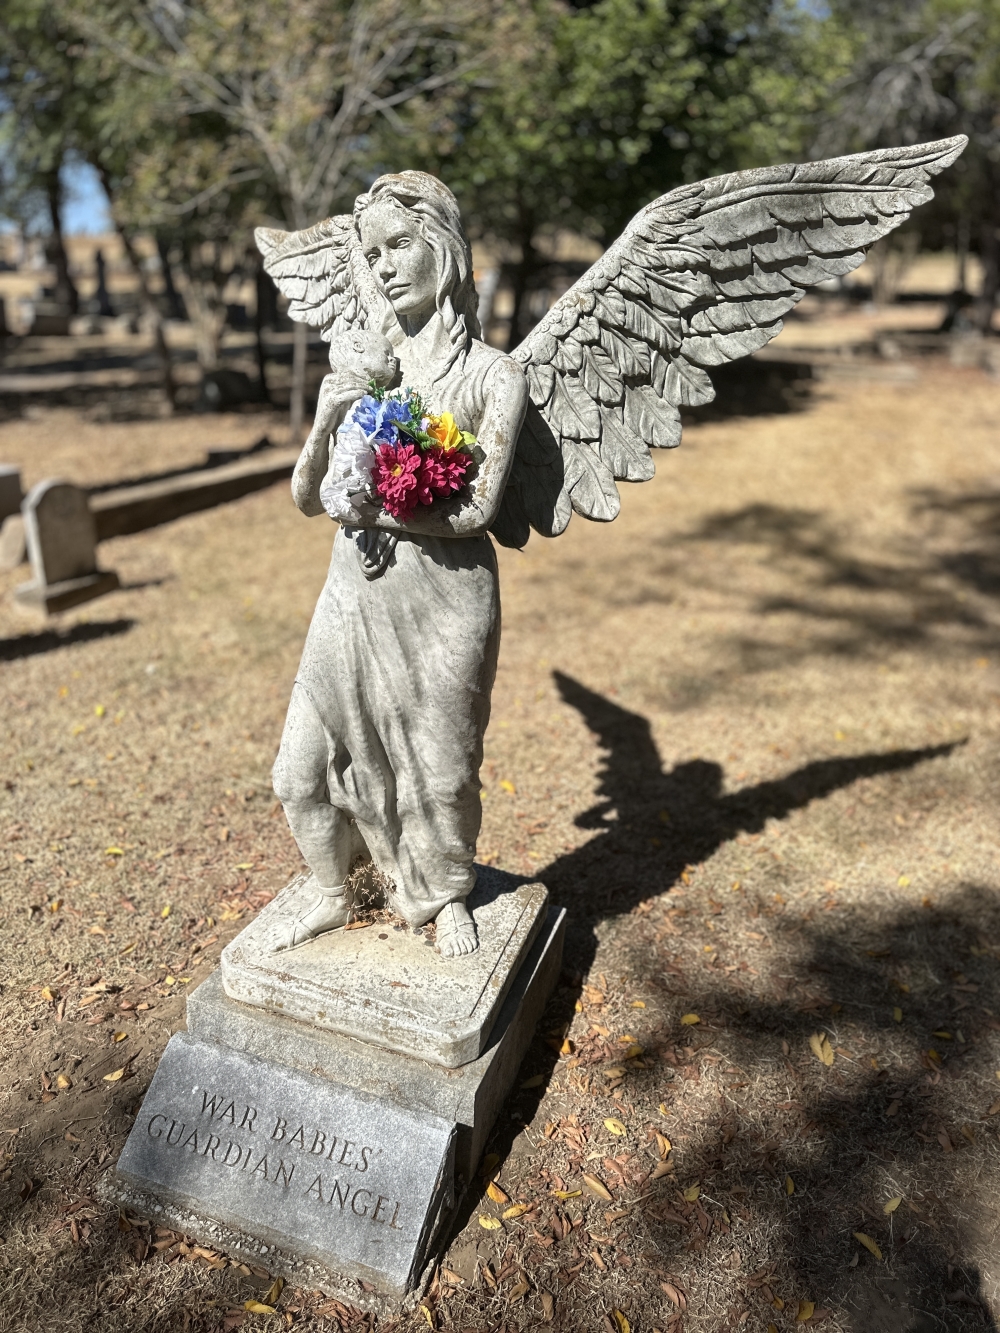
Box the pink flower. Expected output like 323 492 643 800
417 445 471 503
373 442 421 521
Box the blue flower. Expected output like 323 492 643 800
351 394 382 436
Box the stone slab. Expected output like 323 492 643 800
91 447 299 540
192 904 565 1183
221 867 549 1068
114 1032 455 1297
14 568 120 614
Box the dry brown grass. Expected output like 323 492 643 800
2 318 1000 1332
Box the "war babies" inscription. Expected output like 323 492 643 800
141 1082 404 1232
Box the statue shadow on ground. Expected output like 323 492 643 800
0 617 136 662
474 677 993 1332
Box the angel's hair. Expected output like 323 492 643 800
353 171 481 372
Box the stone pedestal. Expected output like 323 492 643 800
105 870 564 1305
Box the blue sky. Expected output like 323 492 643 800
62 160 112 234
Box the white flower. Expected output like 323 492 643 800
320 415 376 522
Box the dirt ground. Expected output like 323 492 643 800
2 308 1000 1333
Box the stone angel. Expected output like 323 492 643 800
255 136 965 958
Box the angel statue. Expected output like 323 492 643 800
256 135 964 960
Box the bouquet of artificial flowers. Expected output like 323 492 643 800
321 386 479 525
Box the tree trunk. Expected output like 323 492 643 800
45 171 79 315
290 321 307 441
506 222 541 352
976 214 999 335
156 237 187 321
254 261 273 404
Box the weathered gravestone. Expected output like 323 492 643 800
0 464 22 523
15 478 119 613
0 465 25 571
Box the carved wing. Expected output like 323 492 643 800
492 135 967 549
255 215 378 340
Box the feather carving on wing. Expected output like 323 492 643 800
254 214 381 340
489 135 967 550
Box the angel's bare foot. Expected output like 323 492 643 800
272 879 350 952
435 900 478 958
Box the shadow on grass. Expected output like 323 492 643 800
0 617 135 661
483 676 994 1332
664 494 1000 665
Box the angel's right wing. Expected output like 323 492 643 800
492 135 967 549
255 215 377 339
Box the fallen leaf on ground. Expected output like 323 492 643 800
884 1197 902 1214
809 1032 834 1066
602 1067 625 1080
486 1181 509 1205
683 1185 700 1202
56 1074 72 1090
40 988 56 1003
893 1007 903 1023
262 1277 283 1306
477 1215 502 1230
541 1291 554 1321
243 1301 276 1314
630 1000 646 1008
612 1310 630 1333
583 1173 613 1201
552 1188 581 1200
796 1301 815 1322
419 1303 434 1328
655 1133 671 1158
480 1153 499 1177
439 1268 463 1284
785 1176 795 1195
499 779 516 794
103 1068 125 1082
520 1074 544 1089
604 1118 627 1136
509 1274 530 1301
853 1232 883 1260
680 1013 700 1026
651 1160 673 1179
661 1283 687 1310
502 1203 530 1219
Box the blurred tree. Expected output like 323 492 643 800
0 0 181 399
818 1 1000 331
90 0 493 433
415 0 844 347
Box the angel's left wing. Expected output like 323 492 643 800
255 214 378 339
492 135 967 549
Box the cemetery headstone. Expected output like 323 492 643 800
108 138 965 1304
0 464 22 523
15 479 119 613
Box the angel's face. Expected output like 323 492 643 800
360 203 437 323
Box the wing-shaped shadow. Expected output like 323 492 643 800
543 670 960 941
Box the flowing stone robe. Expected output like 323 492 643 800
294 341 508 925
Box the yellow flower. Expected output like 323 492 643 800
426 411 462 451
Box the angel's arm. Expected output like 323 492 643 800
351 357 528 539
291 373 365 516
